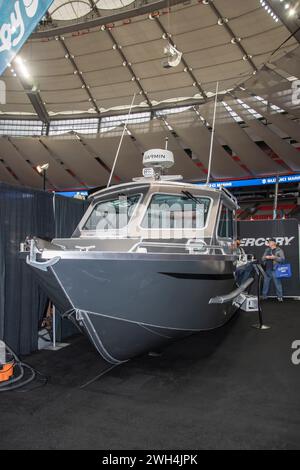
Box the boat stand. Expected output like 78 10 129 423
252 264 271 331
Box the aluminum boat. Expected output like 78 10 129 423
22 149 247 364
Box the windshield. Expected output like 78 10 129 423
83 194 141 231
141 193 211 230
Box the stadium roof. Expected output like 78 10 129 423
1 0 298 117
0 0 299 190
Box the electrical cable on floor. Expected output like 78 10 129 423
0 343 47 393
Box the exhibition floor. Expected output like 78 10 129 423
0 300 300 450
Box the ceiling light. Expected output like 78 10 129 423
14 56 31 80
288 7 297 16
148 12 160 20
260 0 280 22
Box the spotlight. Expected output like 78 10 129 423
36 163 49 173
36 163 49 191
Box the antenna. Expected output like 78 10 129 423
273 174 279 220
206 81 219 186
107 93 136 188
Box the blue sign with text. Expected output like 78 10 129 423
0 0 53 75
197 173 300 190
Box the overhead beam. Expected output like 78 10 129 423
18 76 49 123
105 29 152 108
262 0 300 44
32 0 187 38
58 37 101 114
88 0 100 15
207 0 258 73
154 17 208 101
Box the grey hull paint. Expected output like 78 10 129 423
29 256 238 363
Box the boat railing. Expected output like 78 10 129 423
130 241 234 256
221 187 239 207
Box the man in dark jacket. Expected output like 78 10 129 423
262 239 285 302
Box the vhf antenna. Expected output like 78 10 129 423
206 81 219 186
107 93 136 188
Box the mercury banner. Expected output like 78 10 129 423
238 219 300 298
0 0 54 76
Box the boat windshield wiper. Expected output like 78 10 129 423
182 191 202 207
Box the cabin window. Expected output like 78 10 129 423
141 194 210 230
218 205 234 239
82 194 141 231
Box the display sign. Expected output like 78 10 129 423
56 191 88 198
0 0 54 76
238 219 300 298
197 173 300 189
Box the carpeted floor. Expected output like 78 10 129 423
0 300 299 450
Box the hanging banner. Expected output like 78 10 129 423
0 0 54 76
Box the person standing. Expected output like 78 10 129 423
262 239 285 302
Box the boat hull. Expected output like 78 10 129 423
29 255 238 363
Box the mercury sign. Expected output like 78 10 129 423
0 0 54 76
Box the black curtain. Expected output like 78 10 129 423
0 183 54 354
54 194 88 238
0 183 88 355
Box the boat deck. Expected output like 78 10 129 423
0 300 300 450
